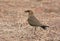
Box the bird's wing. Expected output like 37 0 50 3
28 16 43 26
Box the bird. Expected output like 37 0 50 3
25 10 49 30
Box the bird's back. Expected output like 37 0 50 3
28 16 42 26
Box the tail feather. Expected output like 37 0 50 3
40 26 49 29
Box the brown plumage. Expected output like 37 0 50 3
25 10 49 29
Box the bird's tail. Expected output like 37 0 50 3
40 26 49 29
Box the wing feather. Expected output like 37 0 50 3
28 16 42 26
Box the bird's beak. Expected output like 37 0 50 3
25 10 31 13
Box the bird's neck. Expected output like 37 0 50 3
29 15 33 17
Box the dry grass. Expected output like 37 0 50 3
0 0 60 41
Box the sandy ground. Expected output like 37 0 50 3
0 0 60 41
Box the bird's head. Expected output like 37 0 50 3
25 10 34 17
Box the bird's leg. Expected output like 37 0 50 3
34 27 36 35
20 24 22 27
